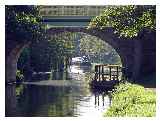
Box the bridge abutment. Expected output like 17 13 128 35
6 43 29 83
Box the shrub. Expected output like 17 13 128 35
16 70 24 82
104 82 156 117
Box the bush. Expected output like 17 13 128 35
104 82 156 117
16 70 24 82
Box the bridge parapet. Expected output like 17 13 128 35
40 6 108 27
40 6 107 17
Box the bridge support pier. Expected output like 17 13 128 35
6 43 29 83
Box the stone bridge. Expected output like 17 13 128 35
6 27 156 84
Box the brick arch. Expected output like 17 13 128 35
47 27 135 78
48 28 124 68
6 41 31 83
6 27 156 84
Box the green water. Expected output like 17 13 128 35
6 65 111 117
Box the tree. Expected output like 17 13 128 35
48 32 79 70
88 5 155 38
79 34 121 64
6 6 47 81
18 32 80 74
79 34 107 56
5 5 46 43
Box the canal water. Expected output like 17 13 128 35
6 65 111 117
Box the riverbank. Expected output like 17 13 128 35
104 82 156 117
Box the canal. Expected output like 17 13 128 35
6 65 111 117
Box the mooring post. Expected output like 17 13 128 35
109 66 112 80
99 65 101 81
102 65 104 81
117 66 119 81
94 65 98 81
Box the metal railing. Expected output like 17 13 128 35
94 64 122 81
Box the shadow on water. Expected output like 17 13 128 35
31 70 71 81
6 65 111 117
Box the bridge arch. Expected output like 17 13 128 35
47 27 135 78
6 27 156 84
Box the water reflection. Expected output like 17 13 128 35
5 84 18 116
6 65 111 117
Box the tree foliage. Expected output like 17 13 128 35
49 32 78 58
79 34 121 64
18 32 80 73
79 34 107 56
5 5 46 43
89 5 156 38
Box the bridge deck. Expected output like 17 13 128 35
42 16 94 27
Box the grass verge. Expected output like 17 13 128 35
104 82 156 117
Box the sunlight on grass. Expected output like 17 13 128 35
104 82 156 117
